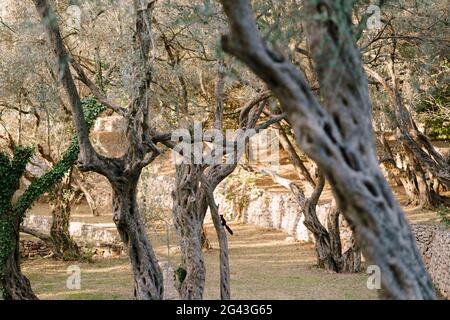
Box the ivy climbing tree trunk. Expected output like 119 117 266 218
0 147 36 299
2 216 37 300
0 100 104 299
219 0 435 299
111 174 163 300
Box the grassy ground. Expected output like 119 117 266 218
21 182 446 300
22 222 378 300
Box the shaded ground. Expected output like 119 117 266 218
22 222 378 300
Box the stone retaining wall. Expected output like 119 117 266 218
21 215 125 258
19 239 125 259
411 224 450 299
22 215 121 246
137 172 322 242
215 189 332 242
20 240 52 258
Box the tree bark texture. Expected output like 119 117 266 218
172 164 205 300
1 218 37 300
49 182 81 260
111 174 163 300
203 177 231 300
170 78 270 299
34 0 164 300
219 0 435 299
303 172 341 272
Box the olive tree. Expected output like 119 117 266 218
218 0 435 299
33 0 165 299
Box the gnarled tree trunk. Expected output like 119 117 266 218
169 69 270 300
34 0 165 300
326 203 344 271
342 232 362 273
259 167 356 273
111 174 163 300
367 65 450 203
1 218 37 300
403 145 435 208
303 172 341 272
379 135 421 206
49 180 80 260
219 0 435 298
172 164 205 300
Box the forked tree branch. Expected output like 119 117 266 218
70 59 127 117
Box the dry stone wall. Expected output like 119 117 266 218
20 240 52 258
137 171 321 242
411 224 450 299
21 215 124 258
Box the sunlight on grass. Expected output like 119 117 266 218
21 222 379 300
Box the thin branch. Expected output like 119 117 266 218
214 60 226 131
33 0 99 166
70 58 127 117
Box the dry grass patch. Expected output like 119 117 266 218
23 222 378 300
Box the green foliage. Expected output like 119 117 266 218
0 147 33 215
423 118 450 140
0 147 34 293
14 97 105 216
437 205 450 227
174 265 187 284
416 83 450 139
0 97 105 286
